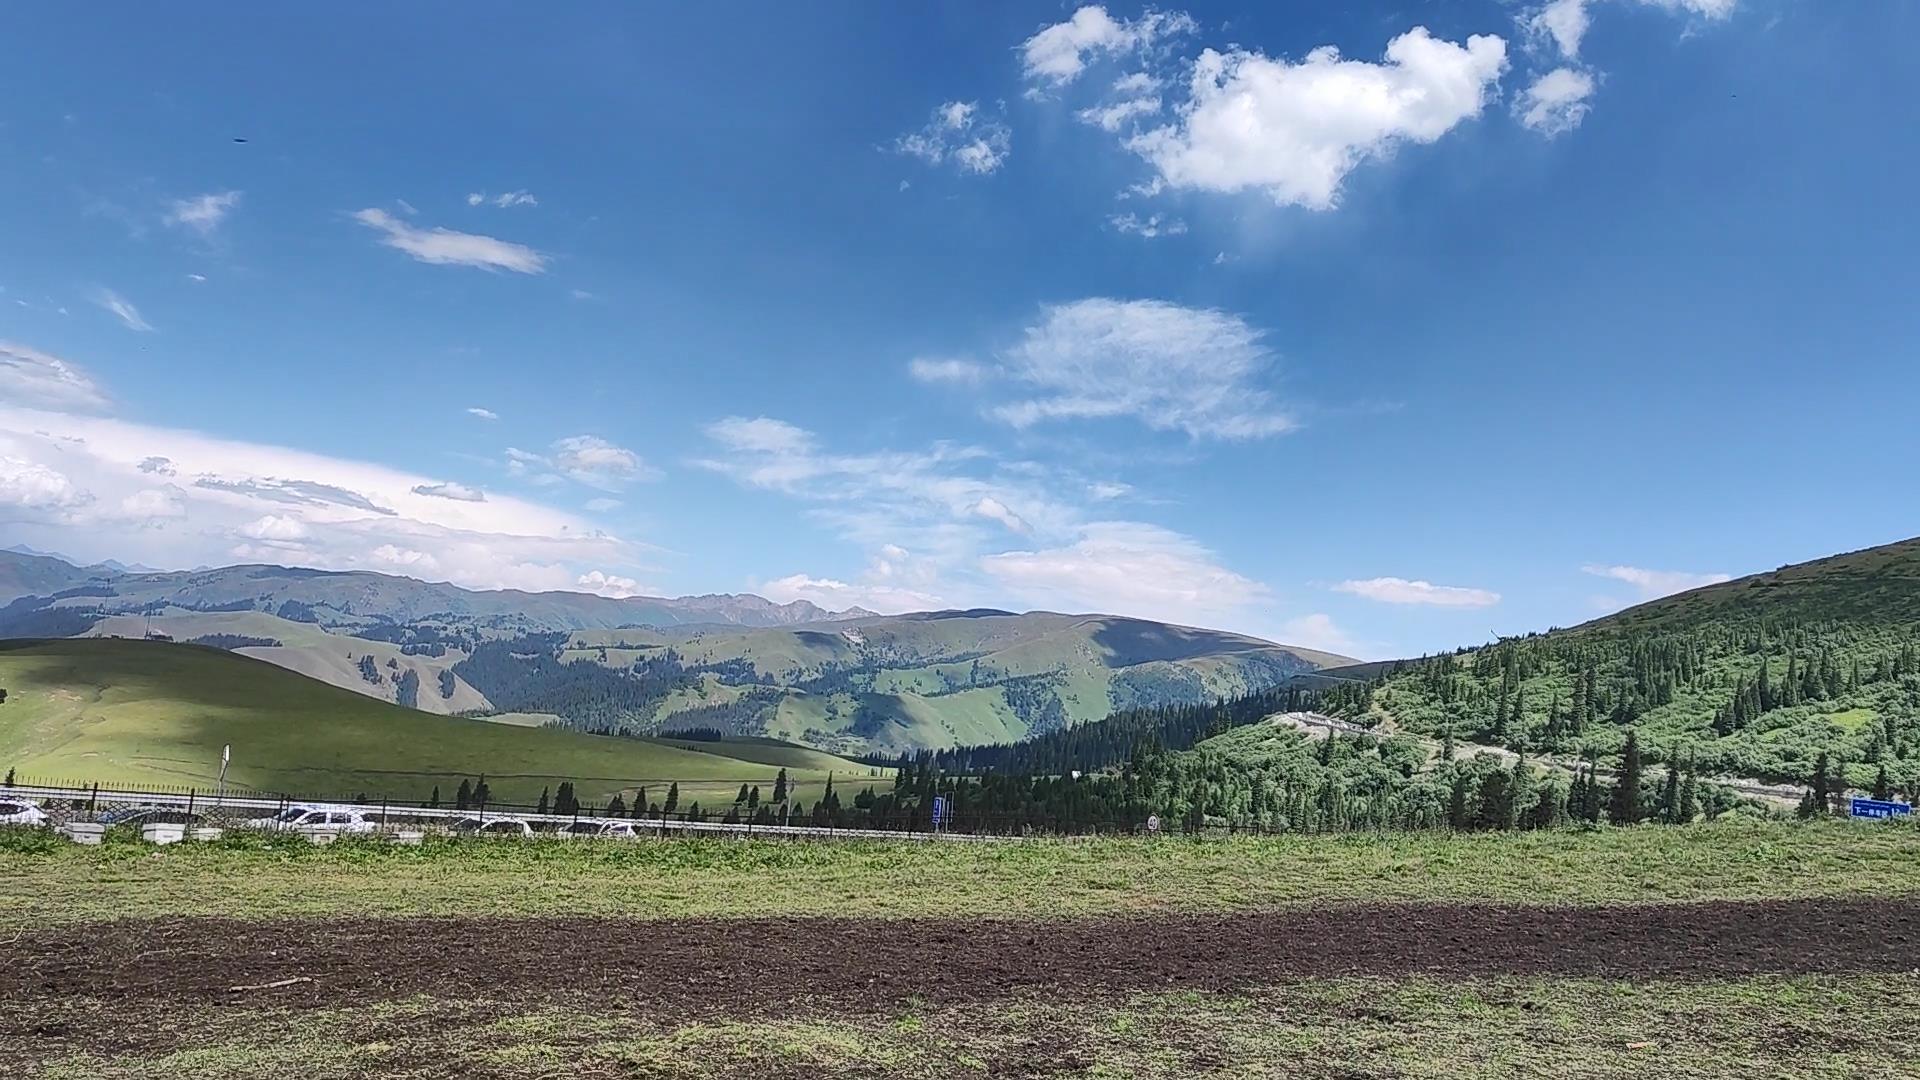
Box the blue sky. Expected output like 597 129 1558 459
2 1 1916 659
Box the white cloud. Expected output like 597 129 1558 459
0 456 87 516
1078 95 1162 132
969 495 1031 535
1108 212 1186 238
1529 0 1594 57
1278 613 1360 656
1334 577 1501 607
411 481 486 502
1517 67 1596 135
1528 0 1739 60
908 357 989 384
758 572 942 615
118 487 186 520
468 190 538 209
993 298 1293 439
0 403 644 594
1088 481 1131 500
896 101 1011 175
583 497 621 512
549 435 659 490
1583 564 1732 599
1020 6 1195 88
370 544 438 570
981 521 1267 626
187 273 207 283
465 407 500 421
1127 28 1508 210
0 342 108 411
93 289 154 332
576 569 655 599
163 190 242 236
350 208 547 274
240 514 309 541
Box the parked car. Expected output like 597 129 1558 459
556 820 638 839
100 806 205 828
242 806 375 834
0 800 47 827
450 816 533 837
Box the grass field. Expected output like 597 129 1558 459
6 818 1919 1077
0 638 878 806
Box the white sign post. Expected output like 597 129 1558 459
216 744 231 807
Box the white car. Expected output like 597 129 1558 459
450 816 533 837
0 800 47 827
556 820 638 839
243 806 375 834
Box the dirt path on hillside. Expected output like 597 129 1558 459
8 899 1917 1016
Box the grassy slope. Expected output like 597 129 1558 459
1358 535 1920 787
0 638 872 804
3 817 1914 926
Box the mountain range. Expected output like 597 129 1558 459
0 549 1351 755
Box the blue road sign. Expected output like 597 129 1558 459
1850 797 1913 820
931 795 948 826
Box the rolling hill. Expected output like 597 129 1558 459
1318 535 1920 791
0 638 884 806
0 551 1356 756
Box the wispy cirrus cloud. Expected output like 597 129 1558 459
0 342 109 411
467 190 538 209
163 190 242 236
1335 576 1501 608
895 101 1011 175
1583 563 1732 599
350 208 547 273
92 289 153 332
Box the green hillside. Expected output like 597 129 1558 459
544 611 1353 755
0 639 883 806
1327 536 1920 793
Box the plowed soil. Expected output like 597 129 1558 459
11 898 1919 1015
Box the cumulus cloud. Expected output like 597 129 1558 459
412 481 486 502
0 456 88 517
1127 28 1508 210
908 357 989 384
896 101 1011 175
549 435 659 490
93 289 154 332
350 208 547 273
239 514 309 542
993 298 1293 439
574 569 655 598
164 190 242 236
981 521 1267 626
969 495 1031 535
465 407 499 421
0 342 109 411
0 402 645 594
1517 67 1597 135
1583 563 1733 599
1108 212 1186 238
1334 576 1501 607
467 190 538 208
1077 94 1163 132
1528 0 1739 60
1020 6 1195 88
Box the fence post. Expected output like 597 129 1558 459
186 789 196 823
89 782 99 814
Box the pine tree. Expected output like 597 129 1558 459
607 794 626 816
633 787 648 818
1677 760 1699 824
1658 757 1681 825
772 768 789 805
735 783 750 804
2 767 12 788
1609 730 1644 825
473 775 491 810
455 778 473 812
426 784 440 810
747 784 760 808
665 781 680 813
536 786 550 815
1872 764 1890 801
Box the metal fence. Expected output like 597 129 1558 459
0 780 1008 843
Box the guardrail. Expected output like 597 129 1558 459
2 784 997 843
